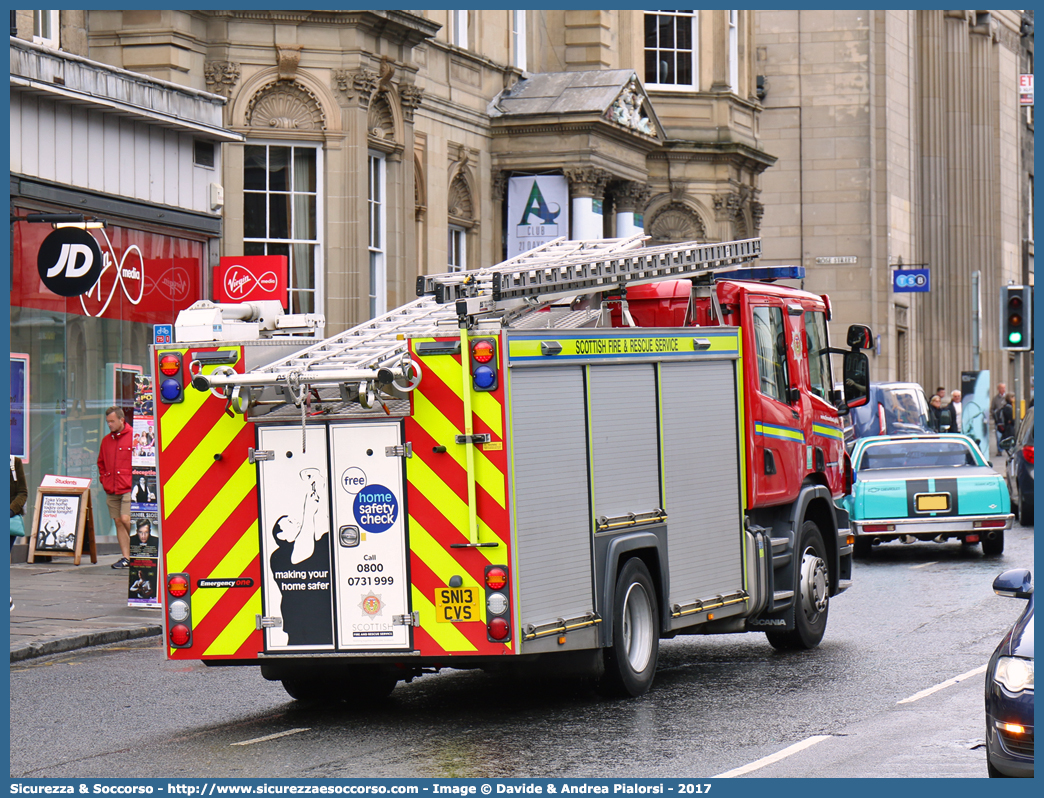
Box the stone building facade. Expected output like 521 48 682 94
77 9 772 333
756 10 1032 400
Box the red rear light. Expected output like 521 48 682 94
974 520 1007 529
485 567 508 590
170 624 191 646
862 524 894 533
1023 445 1034 464
472 340 495 364
168 575 189 598
487 616 510 641
159 354 181 376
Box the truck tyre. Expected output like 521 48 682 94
766 521 829 651
981 529 1004 556
599 558 659 697
281 679 325 701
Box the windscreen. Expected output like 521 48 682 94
880 386 931 431
857 440 979 470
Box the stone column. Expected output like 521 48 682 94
564 167 611 240
709 10 730 91
613 181 651 237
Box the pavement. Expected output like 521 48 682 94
8 541 162 662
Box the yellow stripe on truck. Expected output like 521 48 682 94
167 459 256 571
419 350 504 439
163 421 248 514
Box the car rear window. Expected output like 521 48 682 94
857 441 978 470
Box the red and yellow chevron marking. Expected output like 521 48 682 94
156 346 262 660
406 336 513 657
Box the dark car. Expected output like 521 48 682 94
843 382 932 449
1002 405 1034 526
985 568 1034 778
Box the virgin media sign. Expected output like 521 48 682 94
215 255 287 308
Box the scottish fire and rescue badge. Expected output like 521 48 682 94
359 592 383 617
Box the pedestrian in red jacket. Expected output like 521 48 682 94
98 406 133 568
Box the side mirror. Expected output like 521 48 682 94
999 436 1016 451
846 324 874 351
841 351 869 409
993 568 1033 600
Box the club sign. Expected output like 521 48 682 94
37 228 104 297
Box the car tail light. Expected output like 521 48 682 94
485 567 508 590
974 520 1007 528
166 573 192 648
877 403 887 434
862 524 894 533
484 565 510 642
1023 445 1034 464
487 616 510 641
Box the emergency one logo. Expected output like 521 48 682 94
223 264 279 300
353 484 398 534
37 228 104 297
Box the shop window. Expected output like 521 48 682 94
644 11 697 89
368 151 387 318
33 10 59 48
243 143 322 314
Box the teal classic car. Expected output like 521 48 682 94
841 434 1012 556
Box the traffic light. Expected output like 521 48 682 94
1000 285 1032 351
157 351 184 403
470 338 498 392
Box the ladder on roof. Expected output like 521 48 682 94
419 237 761 304
194 236 761 400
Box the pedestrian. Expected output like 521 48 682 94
948 389 962 433
97 406 133 568
10 455 28 610
990 382 1008 451
997 392 1016 445
928 395 953 433
935 386 946 403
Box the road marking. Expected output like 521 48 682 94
231 728 310 746
910 561 937 569
712 735 831 778
897 665 987 704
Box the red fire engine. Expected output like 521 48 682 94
154 236 871 698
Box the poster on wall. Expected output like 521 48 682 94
960 370 991 461
129 375 161 608
130 467 158 513
10 353 29 461
128 512 160 608
506 175 569 257
131 418 156 467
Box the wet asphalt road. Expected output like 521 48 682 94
9 520 1034 780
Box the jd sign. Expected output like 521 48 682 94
37 228 104 297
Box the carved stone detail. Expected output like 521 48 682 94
204 61 241 99
604 76 656 137
400 84 424 122
276 45 302 82
492 172 509 203
448 172 474 223
564 167 612 199
750 200 764 235
613 181 652 214
367 94 395 142
648 202 706 244
246 81 326 131
713 192 744 222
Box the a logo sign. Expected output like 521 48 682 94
353 484 398 533
40 474 92 489
215 256 287 307
37 228 104 297
507 176 569 256
893 268 930 293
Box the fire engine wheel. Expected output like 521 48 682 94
599 558 659 698
766 521 829 651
